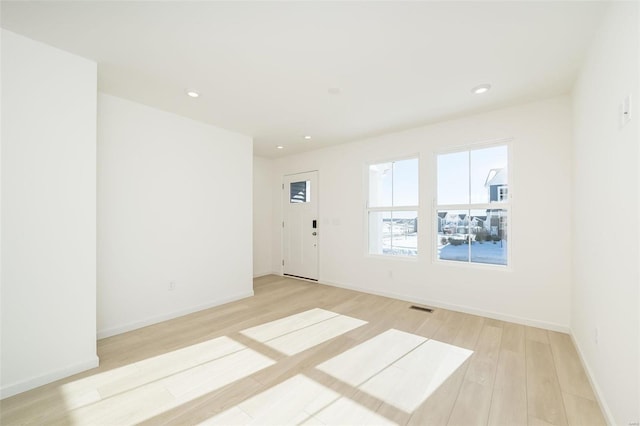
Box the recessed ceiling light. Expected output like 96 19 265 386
304 135 312 140
471 84 491 95
186 90 200 98
276 145 284 149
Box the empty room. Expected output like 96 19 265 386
1 1 638 425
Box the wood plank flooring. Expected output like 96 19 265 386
0 275 607 425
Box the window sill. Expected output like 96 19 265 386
433 258 512 272
366 253 420 262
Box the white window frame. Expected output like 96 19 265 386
434 140 512 269
366 155 420 259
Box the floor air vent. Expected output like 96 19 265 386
410 305 434 313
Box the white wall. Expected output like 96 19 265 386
272 96 573 330
1 30 98 397
571 2 639 425
97 94 253 338
253 156 274 276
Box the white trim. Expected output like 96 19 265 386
435 257 510 272
367 205 420 212
283 274 319 284
253 271 278 278
279 175 285 277
569 333 616 426
365 152 421 168
97 291 254 339
433 136 514 155
319 278 570 333
0 356 100 399
283 170 318 178
365 253 419 262
435 203 510 211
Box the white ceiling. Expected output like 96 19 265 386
1 1 608 158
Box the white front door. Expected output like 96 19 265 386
283 171 318 281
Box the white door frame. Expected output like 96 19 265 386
281 171 319 281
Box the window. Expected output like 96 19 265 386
290 180 310 203
497 185 508 202
436 144 509 266
368 157 418 257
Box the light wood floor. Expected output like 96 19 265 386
1 275 606 425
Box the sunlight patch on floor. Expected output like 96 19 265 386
360 339 473 412
56 311 469 424
240 308 338 341
60 337 275 424
199 327 473 424
61 336 246 400
201 375 394 426
319 329 473 413
240 309 367 356
317 329 427 387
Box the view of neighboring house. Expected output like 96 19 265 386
382 217 418 234
485 168 508 202
377 217 418 256
438 167 507 242
484 167 508 241
438 212 486 237
437 167 508 265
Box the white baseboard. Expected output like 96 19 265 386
569 333 616 426
1 356 99 400
97 291 255 339
253 271 278 278
319 279 571 333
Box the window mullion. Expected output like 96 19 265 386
435 203 509 210
468 150 472 205
368 206 419 212
390 211 394 252
391 161 394 209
